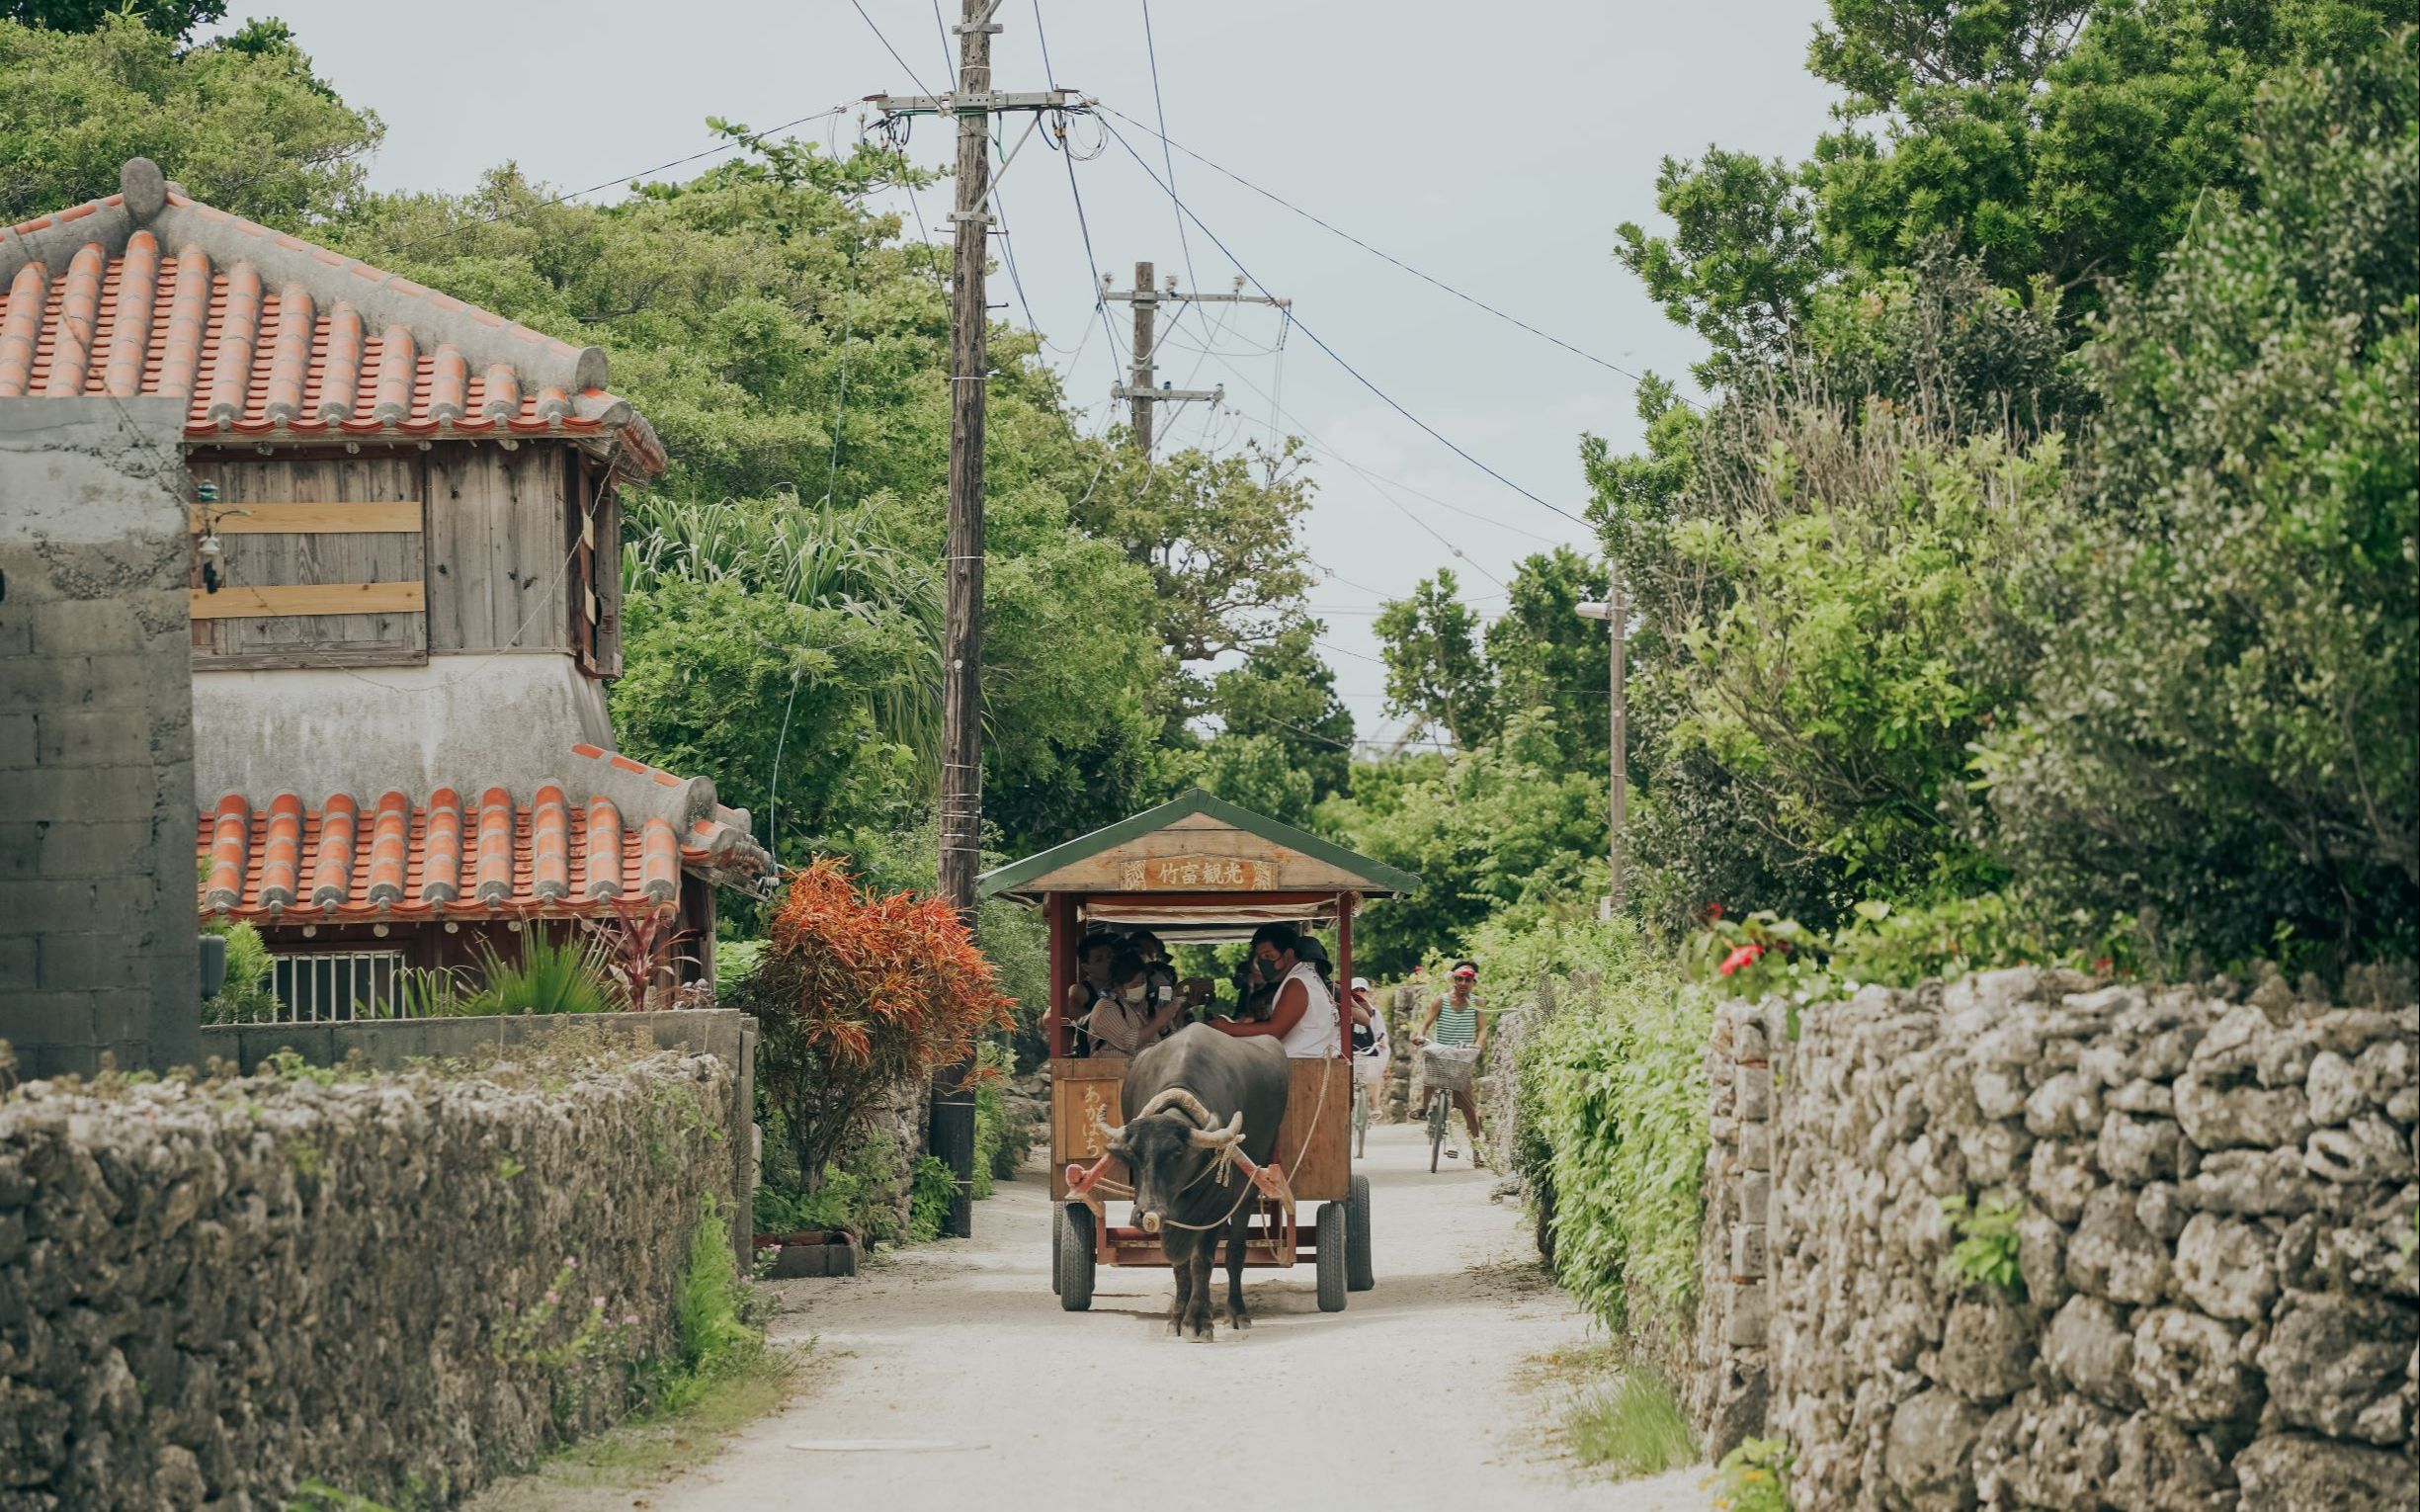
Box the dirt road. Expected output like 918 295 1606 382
512 1123 1704 1512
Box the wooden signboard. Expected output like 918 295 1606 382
1117 856 1275 890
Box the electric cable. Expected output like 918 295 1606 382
1098 117 1590 529
1138 0 1200 291
1097 101 1689 405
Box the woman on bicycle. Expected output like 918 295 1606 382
1413 960 1488 1164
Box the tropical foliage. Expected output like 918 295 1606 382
738 860 1013 1188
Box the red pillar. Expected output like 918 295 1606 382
1335 892 1357 1056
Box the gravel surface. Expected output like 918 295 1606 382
496 1122 1706 1512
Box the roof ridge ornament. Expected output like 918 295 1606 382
121 158 167 224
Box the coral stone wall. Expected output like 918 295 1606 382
0 1042 735 1511
1702 966 2418 1510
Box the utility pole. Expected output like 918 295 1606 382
871 0 1070 1241
1577 581 1627 917
1104 267 1286 455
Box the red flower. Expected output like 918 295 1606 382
1706 902 1725 920
1718 943 1765 976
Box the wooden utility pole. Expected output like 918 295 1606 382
1577 586 1628 917
1104 269 1285 456
872 0 1070 1240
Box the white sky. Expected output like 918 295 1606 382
217 1 1838 749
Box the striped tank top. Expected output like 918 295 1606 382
1432 994 1479 1047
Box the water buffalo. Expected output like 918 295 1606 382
1097 1024 1290 1340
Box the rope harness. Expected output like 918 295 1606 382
1063 1057 1337 1258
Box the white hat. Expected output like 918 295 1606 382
1351 976 1371 991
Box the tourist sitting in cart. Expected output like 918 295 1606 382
1063 932 1119 1056
1209 923 1340 1057
1080 946 1189 1056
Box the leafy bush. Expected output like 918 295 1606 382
1940 1195 2026 1298
1709 1436 1794 1512
1525 949 1711 1333
739 858 1013 1187
661 1197 761 1413
905 1154 956 1244
201 919 278 1024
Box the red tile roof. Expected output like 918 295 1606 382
0 159 663 478
198 751 770 925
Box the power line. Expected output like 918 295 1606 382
1137 0 1199 291
1098 117 1591 530
853 0 940 97
1096 101 1690 405
1032 0 1127 397
1200 350 1563 550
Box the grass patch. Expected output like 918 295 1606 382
542 1346 804 1484
1562 1366 1696 1480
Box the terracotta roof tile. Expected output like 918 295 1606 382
0 159 664 480
197 767 770 926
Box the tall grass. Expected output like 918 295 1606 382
473 930 616 1015
1563 1366 1697 1480
622 492 944 763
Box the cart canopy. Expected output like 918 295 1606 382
978 789 1418 940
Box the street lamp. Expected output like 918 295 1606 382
1575 585 1627 919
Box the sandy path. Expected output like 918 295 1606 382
527 1123 1703 1512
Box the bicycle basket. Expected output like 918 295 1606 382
1419 1044 1480 1093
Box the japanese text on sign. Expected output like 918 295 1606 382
1117 857 1275 890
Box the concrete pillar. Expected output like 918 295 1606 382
0 398 201 1076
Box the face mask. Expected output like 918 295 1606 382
1122 984 1149 1007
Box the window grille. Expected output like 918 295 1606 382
263 950 409 1024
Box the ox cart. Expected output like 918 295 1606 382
978 789 1418 1315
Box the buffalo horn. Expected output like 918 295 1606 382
1188 1112 1245 1149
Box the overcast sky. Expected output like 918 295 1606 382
217 1 1838 749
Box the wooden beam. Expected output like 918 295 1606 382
189 501 422 535
190 581 427 620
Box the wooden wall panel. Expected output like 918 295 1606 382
189 454 426 669
424 446 571 654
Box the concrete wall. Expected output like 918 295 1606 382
0 1037 735 1509
0 397 202 1077
1696 967 2419 1510
191 652 614 805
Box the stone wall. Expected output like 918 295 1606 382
1699 966 2418 1509
0 1032 736 1510
0 397 202 1077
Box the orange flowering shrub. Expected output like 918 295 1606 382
742 859 1014 1184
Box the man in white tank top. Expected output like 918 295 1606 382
1209 922 1338 1057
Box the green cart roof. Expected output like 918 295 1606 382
978 789 1420 901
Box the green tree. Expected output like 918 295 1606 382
1980 37 2419 965
1481 547 1613 771
1615 0 2413 377
1372 567 1494 746
0 16 379 225
1321 710 1606 975
1 0 223 40
327 133 1169 861
1188 621 1357 827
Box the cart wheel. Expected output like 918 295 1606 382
1050 1204 1062 1295
1314 1202 1348 1312
1056 1203 1095 1311
1346 1173 1375 1293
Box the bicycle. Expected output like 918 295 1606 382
1351 1071 1373 1157
1416 1043 1480 1174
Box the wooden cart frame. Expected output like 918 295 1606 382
978 789 1419 1312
